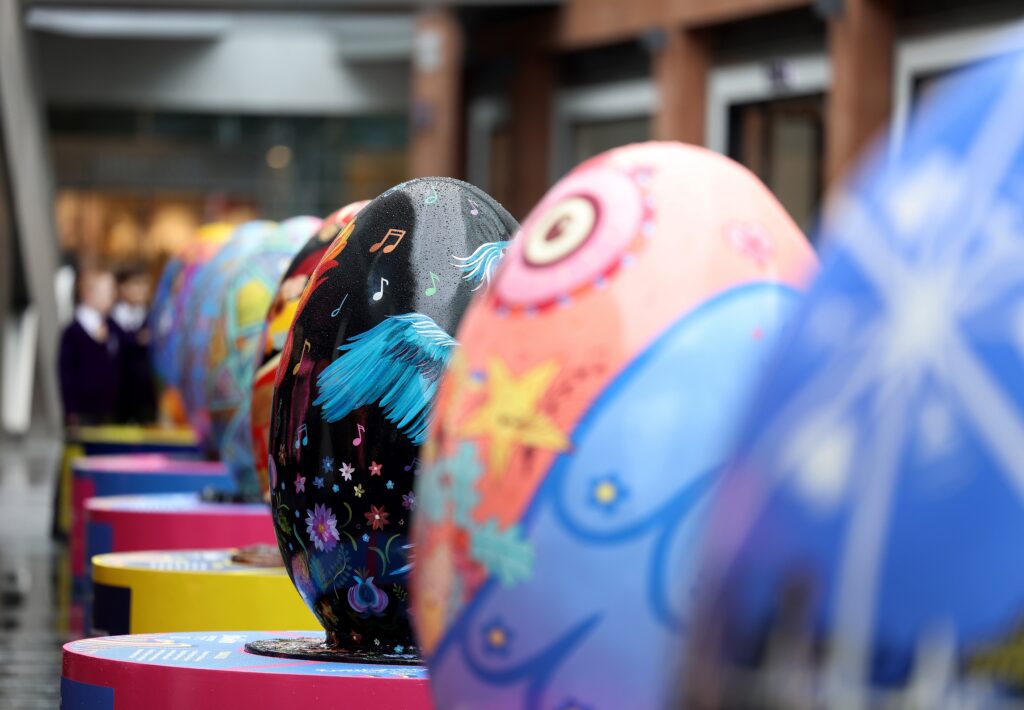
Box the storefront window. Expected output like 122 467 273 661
48 109 408 269
571 116 651 167
728 94 824 235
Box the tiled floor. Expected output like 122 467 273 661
0 437 66 709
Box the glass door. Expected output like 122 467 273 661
728 94 825 232
708 54 829 237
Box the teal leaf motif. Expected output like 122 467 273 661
469 518 534 587
418 459 447 523
417 442 484 525
448 442 483 527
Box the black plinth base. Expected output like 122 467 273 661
245 637 422 666
199 487 264 504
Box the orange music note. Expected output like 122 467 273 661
352 424 365 446
424 272 439 297
369 228 406 254
292 340 310 375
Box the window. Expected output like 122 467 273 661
552 79 657 181
466 96 511 206
892 19 1024 152
570 116 651 169
708 54 829 238
728 94 824 231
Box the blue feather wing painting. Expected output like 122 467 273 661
313 313 457 445
453 241 510 290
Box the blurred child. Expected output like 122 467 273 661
112 265 157 423
58 269 121 426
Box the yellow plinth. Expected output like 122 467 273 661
70 424 197 446
91 550 317 635
56 441 85 538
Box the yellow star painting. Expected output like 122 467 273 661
461 359 569 477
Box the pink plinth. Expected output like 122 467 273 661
82 494 275 584
70 455 232 583
61 631 432 709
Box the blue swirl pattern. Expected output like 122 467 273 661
430 282 802 708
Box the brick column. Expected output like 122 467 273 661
410 9 464 179
652 27 710 146
508 51 556 220
825 0 895 185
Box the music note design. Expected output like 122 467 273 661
424 272 440 297
331 294 349 317
292 340 310 375
424 185 439 205
403 457 421 472
468 197 480 216
372 278 389 302
369 228 406 254
352 423 365 446
294 423 308 450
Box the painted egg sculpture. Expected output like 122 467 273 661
151 223 232 395
251 201 368 498
179 221 278 452
683 50 1024 705
183 217 319 494
410 142 818 708
151 249 187 386
268 178 517 658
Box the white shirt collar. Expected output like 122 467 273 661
75 305 106 341
112 302 146 332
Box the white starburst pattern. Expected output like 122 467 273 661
745 57 1024 695
785 418 856 513
916 396 956 462
885 152 964 238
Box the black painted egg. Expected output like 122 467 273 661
268 178 518 657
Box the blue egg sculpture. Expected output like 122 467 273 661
686 46 1024 705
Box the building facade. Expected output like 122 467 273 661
412 0 1024 229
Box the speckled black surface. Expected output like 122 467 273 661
268 177 518 656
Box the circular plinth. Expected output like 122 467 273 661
70 457 234 584
245 637 420 665
61 631 431 709
57 427 201 541
90 549 316 636
83 494 276 585
69 425 200 456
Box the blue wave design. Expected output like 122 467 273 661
459 614 601 710
314 313 457 444
428 283 803 709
